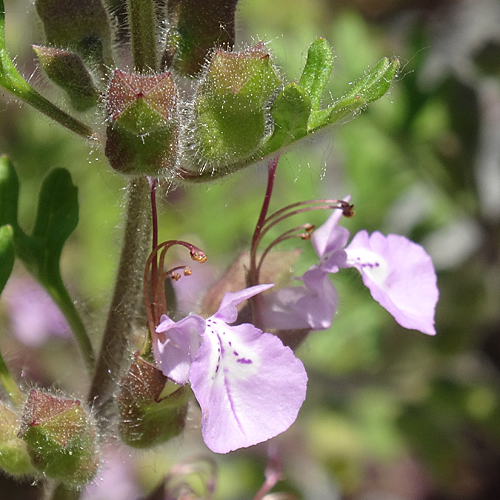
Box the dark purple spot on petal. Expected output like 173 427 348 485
233 351 239 356
237 358 252 364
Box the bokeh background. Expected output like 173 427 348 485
2 0 500 499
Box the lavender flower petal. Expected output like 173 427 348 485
215 283 274 323
345 230 438 335
261 267 337 331
155 314 205 384
189 318 307 453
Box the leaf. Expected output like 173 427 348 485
262 82 311 154
298 37 334 111
349 56 400 104
0 224 14 294
31 168 79 283
307 56 400 131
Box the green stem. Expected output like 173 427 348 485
46 280 95 375
0 0 95 139
0 349 23 407
88 177 151 419
127 0 158 73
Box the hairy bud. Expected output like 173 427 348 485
35 0 113 69
18 390 99 485
191 43 282 171
117 355 190 448
105 70 179 176
163 0 239 76
33 45 99 112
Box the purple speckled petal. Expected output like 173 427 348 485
155 314 205 384
189 319 307 453
261 267 337 331
215 284 274 323
345 231 438 335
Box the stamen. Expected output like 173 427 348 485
143 240 207 335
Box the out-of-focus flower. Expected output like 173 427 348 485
263 206 439 335
154 285 308 454
1 275 70 346
81 446 142 500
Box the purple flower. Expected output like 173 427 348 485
263 206 438 335
2 275 70 346
344 230 438 335
154 284 308 454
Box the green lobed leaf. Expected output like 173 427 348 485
307 56 399 132
349 56 400 104
0 225 14 294
298 37 334 112
30 169 79 282
261 82 311 154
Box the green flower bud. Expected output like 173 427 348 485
163 0 239 77
104 70 179 176
35 0 113 69
33 45 99 112
191 43 282 170
18 390 99 485
0 402 35 477
118 356 190 448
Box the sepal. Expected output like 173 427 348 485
33 45 99 112
117 355 190 448
104 70 179 176
18 390 99 485
191 43 282 169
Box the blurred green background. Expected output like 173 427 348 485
2 0 500 499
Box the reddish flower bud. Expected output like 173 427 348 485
117 355 190 448
104 70 179 176
18 390 99 485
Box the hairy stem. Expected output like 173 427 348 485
88 177 151 418
127 0 158 72
47 280 95 375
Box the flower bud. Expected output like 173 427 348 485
33 46 99 112
191 43 282 169
18 390 99 485
163 0 239 77
104 70 179 176
117 355 189 448
0 402 35 477
35 0 113 68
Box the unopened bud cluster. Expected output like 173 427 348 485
103 43 283 178
26 0 398 180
